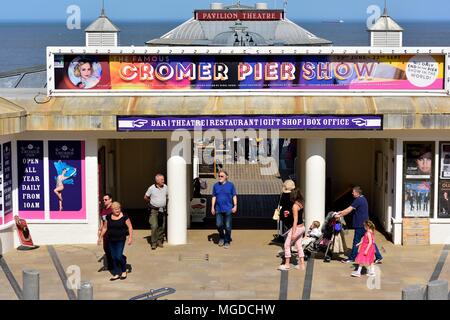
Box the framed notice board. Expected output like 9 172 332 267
198 146 216 178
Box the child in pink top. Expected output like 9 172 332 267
351 220 376 277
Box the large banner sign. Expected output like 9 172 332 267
53 54 445 92
3 142 13 223
117 115 383 131
48 141 86 220
17 141 45 220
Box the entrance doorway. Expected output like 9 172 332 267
192 138 297 229
98 139 167 229
326 139 395 234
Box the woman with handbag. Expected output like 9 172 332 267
273 180 296 241
279 180 296 226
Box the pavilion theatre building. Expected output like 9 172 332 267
0 3 449 253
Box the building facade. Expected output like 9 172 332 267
0 3 449 253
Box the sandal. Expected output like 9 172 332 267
294 264 306 270
110 275 120 281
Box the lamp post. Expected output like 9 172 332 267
231 21 257 46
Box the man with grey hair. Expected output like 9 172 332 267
144 174 168 250
211 170 237 249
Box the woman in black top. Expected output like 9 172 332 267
278 188 306 271
279 192 294 230
98 202 133 280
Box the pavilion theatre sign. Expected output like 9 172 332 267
194 10 284 21
116 115 383 131
50 53 445 94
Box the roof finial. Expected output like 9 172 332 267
101 0 105 16
383 0 388 16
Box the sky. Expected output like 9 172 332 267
0 0 449 22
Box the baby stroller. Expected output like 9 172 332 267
304 211 346 262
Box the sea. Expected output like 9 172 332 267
0 20 450 73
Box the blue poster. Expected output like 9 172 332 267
48 141 85 220
3 142 13 223
17 141 45 219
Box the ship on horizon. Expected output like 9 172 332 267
322 19 345 23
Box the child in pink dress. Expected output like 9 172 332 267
351 220 376 277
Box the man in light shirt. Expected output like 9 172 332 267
144 174 168 250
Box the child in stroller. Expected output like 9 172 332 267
303 212 346 262
302 221 322 250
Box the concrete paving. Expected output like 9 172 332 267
0 229 448 300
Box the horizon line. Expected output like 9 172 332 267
0 18 449 23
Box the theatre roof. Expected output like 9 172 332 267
146 3 332 47
147 18 332 46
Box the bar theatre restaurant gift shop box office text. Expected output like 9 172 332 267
0 46 450 254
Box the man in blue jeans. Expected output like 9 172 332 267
335 186 383 264
211 170 237 249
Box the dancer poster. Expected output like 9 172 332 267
3 142 13 223
48 141 86 220
17 141 45 220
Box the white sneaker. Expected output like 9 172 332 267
277 265 290 271
351 271 361 277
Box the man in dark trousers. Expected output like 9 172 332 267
335 186 383 264
98 193 113 271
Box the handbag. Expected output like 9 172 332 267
272 207 280 220
272 193 283 220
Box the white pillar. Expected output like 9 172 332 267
393 139 403 245
167 141 187 245
304 138 326 227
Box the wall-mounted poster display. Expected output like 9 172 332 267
438 181 450 218
0 144 3 225
17 141 45 220
3 142 13 223
403 181 432 218
438 142 450 218
404 142 434 179
439 143 450 179
48 141 86 220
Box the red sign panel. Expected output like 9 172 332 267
195 10 284 21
